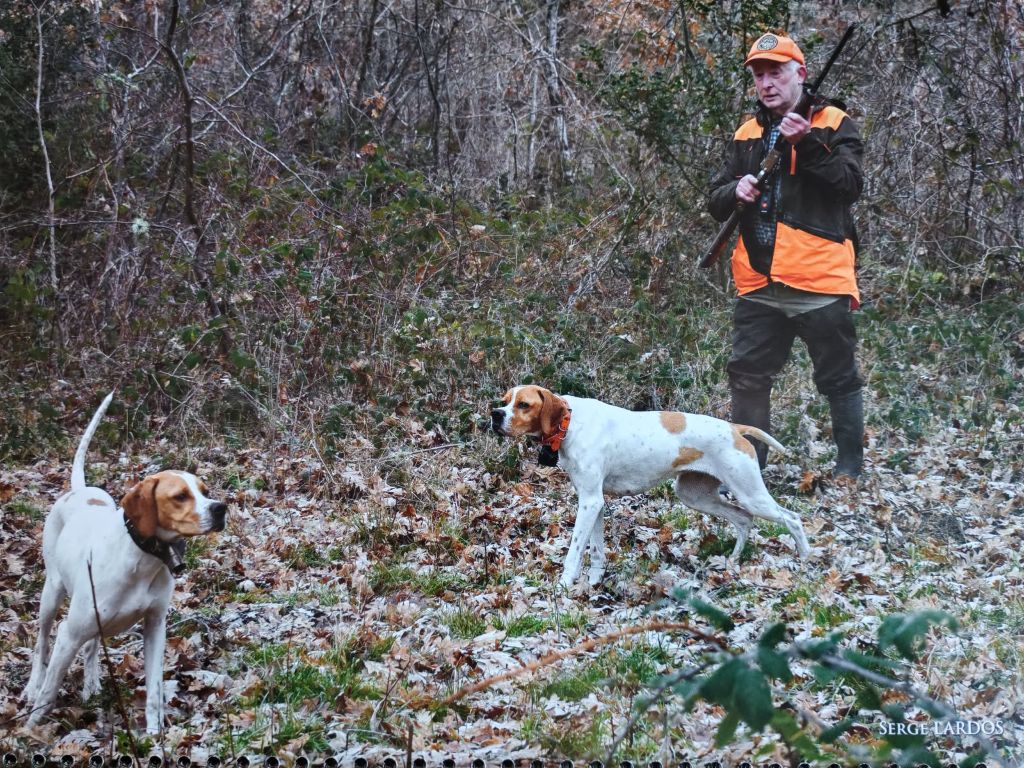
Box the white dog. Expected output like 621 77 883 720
21 392 227 733
491 385 810 587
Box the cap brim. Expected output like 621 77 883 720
745 52 802 65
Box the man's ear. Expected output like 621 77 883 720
538 391 568 439
122 476 159 538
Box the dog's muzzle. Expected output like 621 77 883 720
490 409 507 435
209 502 228 532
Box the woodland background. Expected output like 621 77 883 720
0 0 1022 764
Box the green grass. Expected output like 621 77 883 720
443 608 488 639
813 602 853 629
494 613 552 637
184 537 213 569
556 608 593 633
778 585 813 607
239 640 382 707
538 642 670 703
966 599 1024 634
539 713 611 759
7 500 45 522
662 507 692 529
369 562 468 596
215 710 330 756
757 520 790 538
540 662 608 701
282 542 328 570
696 529 754 562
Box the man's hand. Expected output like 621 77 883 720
736 174 760 203
780 111 811 144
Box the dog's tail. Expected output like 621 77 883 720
71 392 114 492
735 424 790 456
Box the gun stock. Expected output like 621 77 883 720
698 147 781 269
699 209 740 269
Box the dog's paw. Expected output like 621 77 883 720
81 679 101 702
558 565 583 590
19 684 38 706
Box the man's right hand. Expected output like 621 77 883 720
736 174 761 203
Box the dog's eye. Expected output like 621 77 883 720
174 491 189 502
517 402 530 409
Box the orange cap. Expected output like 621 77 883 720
745 33 805 66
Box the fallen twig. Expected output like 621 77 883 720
438 619 723 707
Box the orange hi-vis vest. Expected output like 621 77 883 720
709 104 864 308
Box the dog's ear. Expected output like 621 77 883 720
538 390 568 439
122 475 159 538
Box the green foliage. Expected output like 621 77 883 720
695 530 754 562
701 657 775 741
0 1 96 199
539 642 669 705
534 713 611 760
578 0 792 205
641 592 981 765
5 499 46 523
682 591 735 632
878 611 960 662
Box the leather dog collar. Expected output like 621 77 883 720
540 407 572 453
124 516 187 574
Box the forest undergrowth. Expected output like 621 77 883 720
2 220 1022 764
2 0 1023 763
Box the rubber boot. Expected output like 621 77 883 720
731 387 772 470
829 389 864 480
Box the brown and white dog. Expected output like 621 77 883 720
491 385 810 587
21 392 227 733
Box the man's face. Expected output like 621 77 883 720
751 59 807 116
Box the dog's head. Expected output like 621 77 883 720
121 471 228 541
491 385 569 441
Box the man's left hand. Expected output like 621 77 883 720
781 112 810 144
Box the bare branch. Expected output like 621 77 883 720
33 2 61 362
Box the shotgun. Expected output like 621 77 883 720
699 24 857 270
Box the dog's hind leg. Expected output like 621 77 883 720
22 576 66 706
674 471 755 559
25 615 91 726
724 466 810 559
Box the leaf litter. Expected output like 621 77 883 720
0 406 1022 765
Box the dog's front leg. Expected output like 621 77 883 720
587 509 606 586
142 609 168 735
560 487 604 588
81 639 101 701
